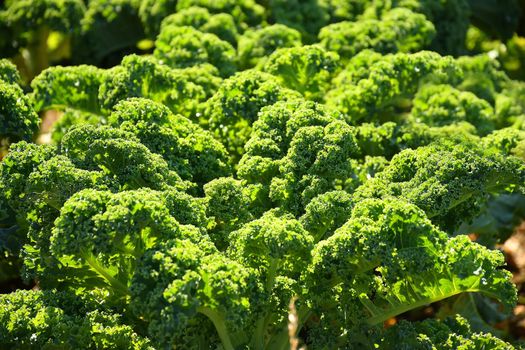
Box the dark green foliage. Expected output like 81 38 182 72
0 289 153 349
0 123 197 288
362 0 471 56
176 0 265 29
305 198 516 348
319 8 436 59
0 142 56 217
51 109 104 143
321 0 368 22
0 58 22 85
1 2 525 350
238 99 343 181
376 315 515 349
353 141 525 231
204 177 258 247
31 65 106 114
237 24 302 69
154 25 237 77
411 84 496 135
30 55 220 120
266 0 330 42
263 45 340 101
73 0 145 66
455 54 511 102
327 51 463 122
0 81 40 144
46 188 207 299
203 70 301 159
1 0 85 37
139 0 178 37
109 98 231 185
300 190 353 241
99 55 206 116
0 0 85 79
60 125 189 191
130 239 257 349
160 7 238 45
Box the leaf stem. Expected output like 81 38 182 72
197 306 235 350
